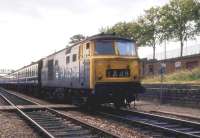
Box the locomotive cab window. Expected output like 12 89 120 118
115 41 136 56
95 40 115 55
72 54 77 62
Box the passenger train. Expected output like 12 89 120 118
0 34 144 107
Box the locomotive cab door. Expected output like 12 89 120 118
79 43 90 87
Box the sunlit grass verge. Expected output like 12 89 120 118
142 67 200 84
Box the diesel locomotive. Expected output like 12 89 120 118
0 34 144 107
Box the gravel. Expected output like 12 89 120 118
0 96 9 106
0 111 40 138
132 100 200 122
4 89 50 105
59 110 151 138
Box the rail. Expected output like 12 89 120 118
98 107 200 138
0 89 118 138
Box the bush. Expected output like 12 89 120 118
142 67 200 84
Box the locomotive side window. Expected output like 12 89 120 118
66 56 70 64
95 40 115 55
26 69 28 77
66 48 71 54
31 68 33 77
26 68 30 77
72 54 77 62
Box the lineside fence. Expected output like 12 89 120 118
139 84 200 108
146 44 200 60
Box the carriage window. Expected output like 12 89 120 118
55 60 58 66
95 40 115 55
72 54 77 62
66 56 70 64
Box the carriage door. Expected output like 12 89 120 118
48 59 54 80
79 43 90 87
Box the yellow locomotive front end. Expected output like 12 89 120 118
89 35 144 107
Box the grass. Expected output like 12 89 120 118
142 67 200 84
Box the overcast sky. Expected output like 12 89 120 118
0 0 174 69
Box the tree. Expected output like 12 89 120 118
138 7 161 59
159 5 173 43
194 1 200 33
126 22 144 45
100 22 144 45
99 26 113 34
100 0 200 59
100 22 134 39
100 9 162 60
161 0 199 57
69 34 85 44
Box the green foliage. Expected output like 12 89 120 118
138 7 162 59
140 7 161 46
143 67 200 83
100 0 200 59
194 1 200 33
69 34 86 44
100 22 142 42
161 0 200 56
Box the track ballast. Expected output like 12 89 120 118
0 88 118 138
98 107 200 138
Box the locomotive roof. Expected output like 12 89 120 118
72 34 133 46
46 34 133 58
85 34 133 42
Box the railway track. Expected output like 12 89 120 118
98 107 200 138
4 88 200 137
0 89 118 138
0 95 9 105
149 110 200 123
0 89 35 105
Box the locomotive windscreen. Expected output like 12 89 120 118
95 39 136 56
115 40 136 56
95 40 115 55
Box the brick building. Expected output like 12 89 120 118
140 53 200 77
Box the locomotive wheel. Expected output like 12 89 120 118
114 100 124 109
